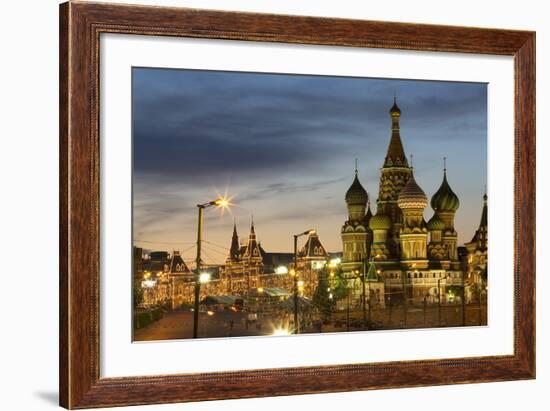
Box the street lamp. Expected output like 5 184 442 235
275 265 288 275
193 196 232 339
199 272 211 284
293 229 315 334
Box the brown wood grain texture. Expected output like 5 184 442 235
59 1 535 408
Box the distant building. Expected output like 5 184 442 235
219 220 331 299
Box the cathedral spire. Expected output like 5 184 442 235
227 219 241 262
480 189 488 227
243 215 262 262
384 96 408 167
468 191 488 251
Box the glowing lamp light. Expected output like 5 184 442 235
328 258 341 268
199 272 211 284
141 279 156 288
311 261 326 270
257 287 264 293
207 310 215 316
275 266 288 275
272 327 291 336
214 197 231 208
297 280 304 287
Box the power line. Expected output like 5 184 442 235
134 239 195 245
201 243 228 257
202 240 230 251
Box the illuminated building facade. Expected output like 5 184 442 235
341 98 474 305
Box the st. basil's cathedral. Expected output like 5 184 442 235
341 98 487 306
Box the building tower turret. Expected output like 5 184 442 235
397 166 428 266
377 97 412 257
341 163 370 274
226 220 241 263
241 217 264 264
465 191 488 254
431 158 460 262
427 214 447 260
369 210 392 261
464 191 488 292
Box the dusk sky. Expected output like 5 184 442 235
132 68 487 265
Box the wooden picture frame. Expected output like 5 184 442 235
59 1 535 408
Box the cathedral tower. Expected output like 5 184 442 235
341 165 370 274
464 192 488 295
431 161 460 262
397 169 429 266
369 209 392 260
377 97 412 257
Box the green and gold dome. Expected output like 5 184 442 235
427 214 445 231
431 169 460 212
369 211 392 231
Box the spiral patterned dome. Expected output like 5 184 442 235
369 211 392 231
345 174 368 205
397 173 428 209
427 214 445 231
431 171 460 212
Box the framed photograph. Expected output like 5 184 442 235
59 1 535 408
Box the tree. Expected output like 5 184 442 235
447 285 462 300
133 281 144 308
331 267 348 300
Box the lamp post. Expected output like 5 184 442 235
437 277 441 327
293 229 315 334
478 274 483 326
193 197 230 339
461 269 466 326
362 260 367 330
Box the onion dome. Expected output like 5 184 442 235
431 169 460 212
389 96 401 117
427 214 445 231
345 172 368 205
369 211 391 231
397 173 428 209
